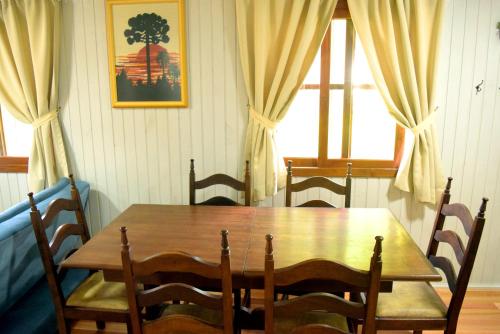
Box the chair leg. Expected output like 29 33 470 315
96 320 105 330
233 289 242 334
57 318 69 334
242 288 251 308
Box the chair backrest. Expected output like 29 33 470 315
264 234 383 334
285 161 352 208
189 159 251 206
121 227 233 334
28 174 90 323
425 177 488 333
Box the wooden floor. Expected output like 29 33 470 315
72 288 500 334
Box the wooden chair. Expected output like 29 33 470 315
285 161 352 208
28 175 129 334
190 159 251 206
121 227 234 334
374 177 489 334
264 234 383 334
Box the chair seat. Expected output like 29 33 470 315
377 281 447 319
159 303 224 326
274 311 348 334
66 271 128 310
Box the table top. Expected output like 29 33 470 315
62 205 441 283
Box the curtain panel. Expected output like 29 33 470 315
0 0 68 191
347 0 447 204
235 0 338 201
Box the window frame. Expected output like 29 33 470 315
0 107 29 173
284 3 404 178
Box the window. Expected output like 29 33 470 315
276 5 404 177
0 105 30 173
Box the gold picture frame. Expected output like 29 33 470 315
106 0 188 108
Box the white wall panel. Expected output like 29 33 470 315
1 0 499 285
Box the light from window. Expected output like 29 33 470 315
1 106 32 157
276 18 402 176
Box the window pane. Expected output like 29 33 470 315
276 90 320 158
303 49 321 85
351 89 395 160
1 108 32 156
330 20 346 84
352 35 375 85
327 89 344 159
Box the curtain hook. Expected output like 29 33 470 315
475 80 484 95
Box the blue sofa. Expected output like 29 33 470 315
0 178 90 333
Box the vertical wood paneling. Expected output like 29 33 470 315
1 0 499 286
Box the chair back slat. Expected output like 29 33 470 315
195 174 245 191
49 223 85 256
132 252 221 279
41 198 79 228
274 292 365 319
137 283 223 309
429 255 457 293
286 161 352 208
441 203 474 236
291 177 347 195
122 227 233 334
274 259 369 288
190 159 251 206
434 230 466 265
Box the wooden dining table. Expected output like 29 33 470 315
62 204 441 289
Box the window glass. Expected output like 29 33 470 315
1 107 32 156
350 89 395 159
276 90 320 158
352 36 376 85
327 89 344 159
330 20 346 84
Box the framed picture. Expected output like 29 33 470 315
106 0 188 108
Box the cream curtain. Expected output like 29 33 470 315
236 0 338 201
347 0 446 204
0 0 68 191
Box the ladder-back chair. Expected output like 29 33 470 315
375 177 489 334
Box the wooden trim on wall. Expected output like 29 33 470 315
0 157 29 173
284 158 400 177
292 166 398 178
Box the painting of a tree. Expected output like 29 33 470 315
124 13 169 86
106 0 188 107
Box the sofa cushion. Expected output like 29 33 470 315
0 268 89 334
0 178 90 315
0 178 70 224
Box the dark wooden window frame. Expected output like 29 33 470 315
0 107 29 173
285 2 404 178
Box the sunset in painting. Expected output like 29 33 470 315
110 1 183 102
115 44 180 85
